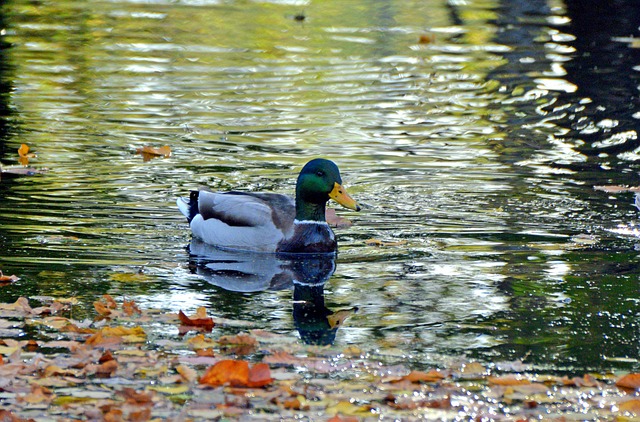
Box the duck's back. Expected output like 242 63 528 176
178 190 296 252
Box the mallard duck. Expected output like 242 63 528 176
177 158 360 254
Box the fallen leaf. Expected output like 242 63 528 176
187 334 216 350
247 362 273 388
17 144 36 166
94 301 112 317
594 185 640 193
616 373 640 390
488 375 531 386
219 333 257 355
419 34 436 44
364 238 408 247
117 387 153 404
148 384 189 395
178 309 214 332
200 359 249 387
327 308 357 329
619 399 640 414
399 369 445 383
123 300 142 316
136 145 171 161
176 364 198 383
18 385 54 404
0 271 19 285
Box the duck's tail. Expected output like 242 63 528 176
177 190 200 223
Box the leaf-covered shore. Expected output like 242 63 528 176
0 291 639 421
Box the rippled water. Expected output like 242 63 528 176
1 0 639 372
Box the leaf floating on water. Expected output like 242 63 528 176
135 145 171 161
616 373 640 390
0 271 20 286
219 333 257 355
178 308 215 333
17 143 37 166
418 33 436 44
200 359 251 387
364 238 408 247
327 308 357 329
594 185 640 193
488 375 531 386
619 399 640 415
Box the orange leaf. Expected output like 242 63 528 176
0 271 20 284
617 373 640 390
17 144 36 166
247 363 273 388
94 301 112 316
123 300 141 316
103 294 118 309
200 360 249 387
178 310 214 332
136 145 171 161
619 399 640 414
95 359 118 377
401 369 445 383
488 375 531 386
18 144 30 157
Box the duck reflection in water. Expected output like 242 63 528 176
187 239 356 345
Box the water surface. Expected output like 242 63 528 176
0 0 639 373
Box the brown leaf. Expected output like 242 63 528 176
419 34 436 44
617 373 640 390
103 294 118 309
18 385 54 404
129 407 151 422
219 333 257 355
95 359 118 377
176 364 198 383
123 300 142 316
136 145 171 161
400 369 445 383
619 399 640 414
327 308 357 329
178 309 214 332
364 238 408 247
0 410 35 422
99 350 115 363
247 362 273 388
94 301 113 317
118 387 153 405
488 375 531 386
103 408 123 422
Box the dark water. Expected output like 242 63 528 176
0 0 639 373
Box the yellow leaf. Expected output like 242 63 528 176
327 308 356 329
148 384 189 395
110 272 152 283
0 345 19 355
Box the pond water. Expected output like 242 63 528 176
0 0 639 374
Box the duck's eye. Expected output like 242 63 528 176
316 170 325 177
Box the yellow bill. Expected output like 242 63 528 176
329 182 361 211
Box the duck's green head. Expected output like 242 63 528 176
295 159 360 221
